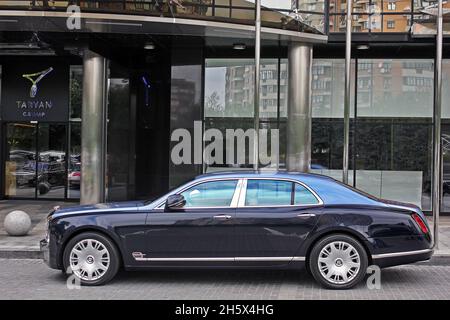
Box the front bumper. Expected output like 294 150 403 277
40 238 50 266
40 237 60 270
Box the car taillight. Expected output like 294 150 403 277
72 172 80 177
412 213 429 234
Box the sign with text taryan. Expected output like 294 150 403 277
1 62 69 122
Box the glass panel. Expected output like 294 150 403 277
411 13 435 36
245 179 292 206
68 122 81 199
4 123 37 198
294 183 319 205
37 123 67 199
311 59 355 182
355 59 433 211
203 118 255 171
440 60 450 212
382 14 411 32
260 61 279 119
382 0 412 13
301 13 326 33
204 58 285 172
180 180 238 207
70 65 83 120
205 59 280 119
107 77 131 201
299 0 325 12
262 0 292 10
357 59 433 118
312 59 355 118
280 59 288 118
213 0 231 18
259 121 285 169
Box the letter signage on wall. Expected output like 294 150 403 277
1 62 69 122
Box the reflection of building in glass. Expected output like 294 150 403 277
171 78 196 119
222 63 287 118
330 0 412 32
311 60 344 117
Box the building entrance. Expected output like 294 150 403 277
3 122 72 199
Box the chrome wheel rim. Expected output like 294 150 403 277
69 239 110 281
318 241 361 285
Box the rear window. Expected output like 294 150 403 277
294 183 320 205
245 179 319 206
245 179 292 206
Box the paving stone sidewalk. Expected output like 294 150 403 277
1 259 450 300
0 199 450 259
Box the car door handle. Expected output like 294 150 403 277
297 213 316 218
213 215 232 220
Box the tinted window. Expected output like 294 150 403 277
294 184 319 205
245 180 292 206
180 180 238 208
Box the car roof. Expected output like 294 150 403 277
195 170 334 182
194 170 382 206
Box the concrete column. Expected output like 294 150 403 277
286 42 313 172
80 50 108 204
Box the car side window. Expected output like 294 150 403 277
180 180 238 208
294 183 319 205
245 179 292 206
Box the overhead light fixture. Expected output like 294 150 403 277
144 42 155 50
356 44 370 50
233 43 246 50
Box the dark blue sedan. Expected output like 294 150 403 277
40 172 433 289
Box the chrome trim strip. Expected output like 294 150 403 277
230 179 244 208
52 206 139 218
237 179 248 207
134 256 305 262
85 21 143 27
297 213 316 218
235 256 305 262
135 257 234 262
372 249 433 259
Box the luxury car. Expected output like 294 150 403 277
40 172 433 289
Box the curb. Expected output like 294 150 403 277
418 255 450 266
0 249 42 260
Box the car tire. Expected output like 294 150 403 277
38 182 50 195
309 234 368 290
63 232 120 286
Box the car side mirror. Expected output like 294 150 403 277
165 194 186 211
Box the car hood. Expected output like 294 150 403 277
51 201 143 218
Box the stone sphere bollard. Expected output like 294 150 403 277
4 210 32 236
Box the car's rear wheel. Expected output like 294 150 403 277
63 232 120 286
309 234 368 289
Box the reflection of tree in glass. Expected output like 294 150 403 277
206 91 223 112
70 72 82 119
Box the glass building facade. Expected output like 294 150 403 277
203 58 436 212
0 0 448 221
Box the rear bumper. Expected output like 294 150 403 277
372 248 433 268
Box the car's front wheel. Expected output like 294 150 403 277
309 234 368 289
63 232 120 286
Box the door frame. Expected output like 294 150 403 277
2 121 74 201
